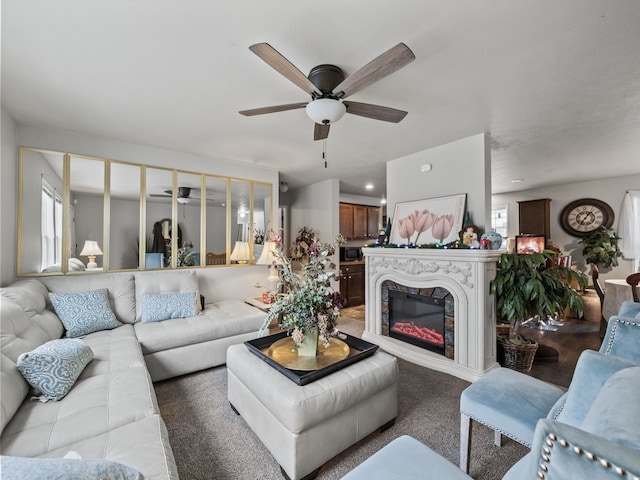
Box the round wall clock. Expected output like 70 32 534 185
559 198 615 237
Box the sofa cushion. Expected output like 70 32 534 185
581 366 640 449
40 273 137 324
1 455 143 480
134 300 265 354
49 289 123 337
141 292 197 323
134 270 199 322
17 338 93 401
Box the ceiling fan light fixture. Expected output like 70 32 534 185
305 98 346 125
177 197 190 205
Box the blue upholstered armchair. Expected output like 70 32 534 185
342 302 640 480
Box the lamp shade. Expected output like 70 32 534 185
79 240 103 269
230 241 251 263
256 241 280 266
79 240 103 256
305 98 346 125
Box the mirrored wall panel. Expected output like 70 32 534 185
17 147 273 275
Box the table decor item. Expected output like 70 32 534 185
260 232 346 355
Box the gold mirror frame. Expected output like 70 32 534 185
17 147 273 276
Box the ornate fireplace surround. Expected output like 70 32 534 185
362 247 502 382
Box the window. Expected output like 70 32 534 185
41 179 62 270
491 206 508 238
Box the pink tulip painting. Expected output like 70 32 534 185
398 216 415 243
411 209 436 244
432 214 454 243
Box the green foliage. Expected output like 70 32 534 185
263 234 346 347
490 251 588 339
580 227 622 268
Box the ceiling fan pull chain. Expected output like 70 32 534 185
323 138 327 168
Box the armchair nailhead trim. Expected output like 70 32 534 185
539 432 637 479
603 318 638 355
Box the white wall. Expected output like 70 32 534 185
492 174 640 282
4 124 280 301
290 179 340 244
387 133 491 231
1 109 18 286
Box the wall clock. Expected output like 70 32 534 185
559 198 614 237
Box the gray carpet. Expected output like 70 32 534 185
154 318 528 480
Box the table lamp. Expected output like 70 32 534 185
80 240 103 269
230 241 250 264
256 241 281 292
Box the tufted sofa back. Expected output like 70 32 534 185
0 279 64 435
40 273 137 324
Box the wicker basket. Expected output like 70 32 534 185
497 335 538 372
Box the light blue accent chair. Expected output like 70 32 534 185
599 300 640 361
341 357 640 480
145 252 164 268
458 300 640 473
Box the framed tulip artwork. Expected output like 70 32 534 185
388 194 467 246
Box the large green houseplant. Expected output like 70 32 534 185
580 226 622 269
491 251 588 342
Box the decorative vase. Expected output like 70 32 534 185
297 327 319 357
481 228 503 250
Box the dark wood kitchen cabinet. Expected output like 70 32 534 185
340 262 365 307
518 198 551 239
339 203 381 240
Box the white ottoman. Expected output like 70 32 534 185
227 343 399 480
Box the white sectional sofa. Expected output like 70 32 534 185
0 270 266 479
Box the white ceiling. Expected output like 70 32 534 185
3 1 640 199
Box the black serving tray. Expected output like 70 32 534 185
244 331 379 386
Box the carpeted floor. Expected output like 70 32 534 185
154 309 529 480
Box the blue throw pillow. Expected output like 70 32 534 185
16 339 93 402
0 455 144 480
141 292 197 322
49 288 122 337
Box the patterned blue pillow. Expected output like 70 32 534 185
1 456 144 480
49 289 122 337
16 339 93 401
141 292 197 322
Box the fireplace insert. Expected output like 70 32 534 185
388 290 445 356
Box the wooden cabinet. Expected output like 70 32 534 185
340 263 365 307
518 198 551 239
339 203 354 239
339 203 381 239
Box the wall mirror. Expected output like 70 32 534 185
17 147 272 276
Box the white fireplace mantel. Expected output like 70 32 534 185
362 247 502 382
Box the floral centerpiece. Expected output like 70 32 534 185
262 232 346 351
289 226 316 261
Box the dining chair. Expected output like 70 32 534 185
590 264 607 337
627 272 640 303
206 252 226 265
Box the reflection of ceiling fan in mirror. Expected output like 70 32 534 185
149 187 213 204
239 42 415 140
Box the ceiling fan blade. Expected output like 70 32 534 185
343 101 408 123
332 43 415 99
239 102 307 116
314 123 330 141
249 43 321 96
149 193 171 198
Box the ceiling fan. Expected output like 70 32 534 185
239 42 415 140
149 187 211 204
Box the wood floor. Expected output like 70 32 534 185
338 306 602 388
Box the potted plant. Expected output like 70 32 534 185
262 234 346 356
580 226 622 269
490 251 587 371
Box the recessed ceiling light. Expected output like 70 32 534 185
365 183 374 190
381 197 387 205
511 179 523 183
